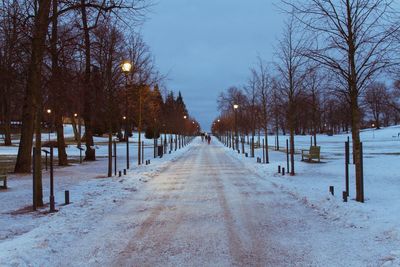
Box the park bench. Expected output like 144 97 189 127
301 146 321 162
0 173 7 189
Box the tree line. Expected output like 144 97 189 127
212 0 400 202
0 0 199 206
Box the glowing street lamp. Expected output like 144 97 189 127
121 61 132 74
121 60 133 169
46 109 52 142
372 123 375 139
233 104 239 149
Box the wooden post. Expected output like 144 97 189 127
32 148 37 211
329 186 334 196
286 139 289 172
359 142 364 203
345 140 350 197
49 145 55 212
142 141 144 164
65 190 70 205
113 141 117 176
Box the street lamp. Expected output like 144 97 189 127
74 113 81 148
233 104 239 149
121 60 132 168
372 123 375 139
121 61 132 74
47 109 52 143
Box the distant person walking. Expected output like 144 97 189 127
207 135 211 144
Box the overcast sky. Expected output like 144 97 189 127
142 1 285 131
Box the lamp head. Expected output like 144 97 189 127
121 61 132 74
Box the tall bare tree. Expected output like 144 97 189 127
275 15 309 175
284 0 399 201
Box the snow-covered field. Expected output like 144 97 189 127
0 126 399 266
224 125 400 266
0 124 171 159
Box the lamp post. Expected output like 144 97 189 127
123 116 129 169
74 113 81 148
47 109 52 143
138 85 143 165
372 123 375 139
121 60 132 169
233 104 239 149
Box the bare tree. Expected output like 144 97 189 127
364 82 391 128
252 58 272 162
284 0 399 201
275 14 309 175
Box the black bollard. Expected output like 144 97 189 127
345 140 350 197
123 169 126 175
119 171 122 177
359 142 364 203
65 190 70 205
286 139 289 173
329 186 334 196
278 165 281 173
49 146 56 213
282 167 285 176
343 191 348 202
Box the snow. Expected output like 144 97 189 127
0 126 399 266
224 125 400 266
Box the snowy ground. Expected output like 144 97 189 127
223 125 400 266
0 124 170 159
0 130 399 266
0 138 193 266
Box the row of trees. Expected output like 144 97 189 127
0 0 199 207
212 0 400 202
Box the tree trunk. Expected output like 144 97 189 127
1 88 12 146
71 116 79 142
51 0 68 166
351 94 363 202
15 0 51 174
289 102 295 176
81 0 95 161
55 110 68 165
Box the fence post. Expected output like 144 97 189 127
49 145 55 212
359 142 364 203
345 140 349 197
113 141 117 176
286 139 289 173
32 147 37 211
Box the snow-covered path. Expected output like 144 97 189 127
70 141 385 266
0 139 392 266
